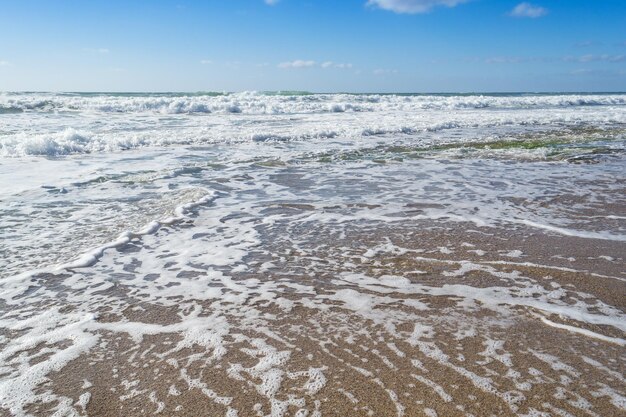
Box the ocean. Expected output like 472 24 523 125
1 91 625 416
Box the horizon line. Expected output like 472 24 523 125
3 90 626 95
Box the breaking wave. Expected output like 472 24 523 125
1 92 625 115
1 92 625 157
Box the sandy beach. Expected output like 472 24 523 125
5 202 626 416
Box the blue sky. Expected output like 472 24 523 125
0 0 625 92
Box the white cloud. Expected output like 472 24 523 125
200 59 212 64
366 0 468 14
0 60 9 66
278 60 316 69
321 61 353 69
264 0 279 5
279 60 354 69
509 2 548 18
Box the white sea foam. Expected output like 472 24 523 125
538 316 625 346
2 92 625 114
1 92 625 157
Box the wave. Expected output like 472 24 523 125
58 189 217 270
1 92 625 115
2 117 625 157
0 106 23 114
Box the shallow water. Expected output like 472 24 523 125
1 92 625 416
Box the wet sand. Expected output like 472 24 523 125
11 219 625 417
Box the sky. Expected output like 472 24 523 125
0 0 625 92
